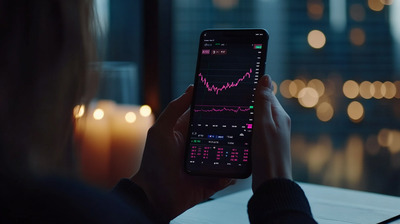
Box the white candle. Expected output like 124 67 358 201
108 105 154 186
74 101 154 188
75 102 114 187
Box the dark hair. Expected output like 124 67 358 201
0 0 96 177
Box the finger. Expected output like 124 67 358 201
254 75 275 128
173 109 191 153
175 108 190 134
156 85 194 130
265 83 290 129
270 95 290 130
255 75 290 130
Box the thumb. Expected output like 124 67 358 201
156 85 194 130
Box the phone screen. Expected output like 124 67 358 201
185 29 269 178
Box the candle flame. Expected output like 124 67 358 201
73 104 85 118
93 109 104 120
125 112 137 123
140 105 152 117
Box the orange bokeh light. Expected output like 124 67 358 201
350 28 366 46
347 101 364 122
343 80 359 99
308 30 326 49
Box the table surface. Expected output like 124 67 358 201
172 182 400 224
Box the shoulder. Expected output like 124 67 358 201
0 175 152 223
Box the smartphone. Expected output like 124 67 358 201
184 29 269 178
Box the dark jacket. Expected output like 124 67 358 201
1 175 316 223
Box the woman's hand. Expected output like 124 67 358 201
251 75 292 192
131 86 233 220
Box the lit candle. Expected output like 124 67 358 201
74 101 154 188
75 101 115 187
108 104 154 186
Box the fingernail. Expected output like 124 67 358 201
262 75 273 90
267 75 273 89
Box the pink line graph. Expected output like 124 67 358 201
194 106 251 113
198 68 252 95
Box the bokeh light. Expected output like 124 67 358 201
272 81 278 95
298 87 319 108
382 81 396 99
349 28 366 46
343 80 359 99
125 111 137 123
359 81 373 99
307 0 324 20
307 137 333 176
323 151 345 187
73 104 85 119
388 130 400 154
288 81 298 98
280 80 292 98
378 129 393 147
350 4 365 22
371 81 383 99
345 135 364 187
289 79 306 98
308 30 326 49
347 101 364 122
93 108 105 120
308 79 325 96
316 102 334 122
377 129 400 154
368 0 385 11
394 81 400 99
212 0 238 10
139 105 152 117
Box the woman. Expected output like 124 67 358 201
0 0 316 223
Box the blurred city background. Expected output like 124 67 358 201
94 0 400 196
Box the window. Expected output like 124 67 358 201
171 0 400 196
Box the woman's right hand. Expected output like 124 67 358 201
251 75 292 192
